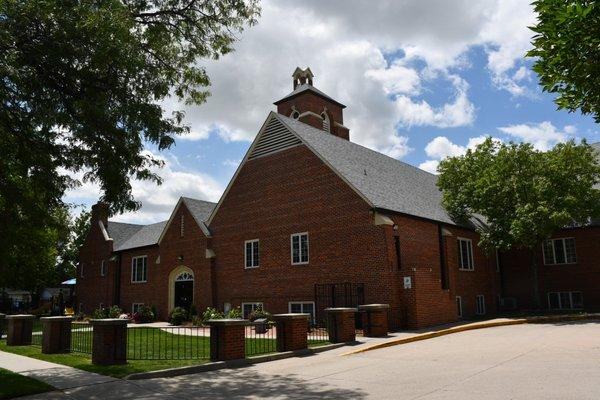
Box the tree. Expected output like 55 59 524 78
437 138 600 308
0 0 259 286
56 209 91 283
528 0 600 122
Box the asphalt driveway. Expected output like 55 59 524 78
134 320 600 400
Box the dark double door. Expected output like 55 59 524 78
174 280 193 310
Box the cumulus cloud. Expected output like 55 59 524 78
173 0 535 152
63 152 224 224
498 121 575 151
420 135 495 174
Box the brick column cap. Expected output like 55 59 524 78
358 304 390 311
325 307 357 313
6 314 35 320
40 316 73 322
273 313 310 320
90 318 129 326
206 319 249 326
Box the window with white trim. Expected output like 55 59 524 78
458 238 474 270
543 238 576 265
475 295 485 315
100 260 107 277
245 239 259 268
289 302 315 322
132 303 144 314
242 302 263 319
456 296 462 318
131 256 148 283
548 291 583 310
291 233 309 264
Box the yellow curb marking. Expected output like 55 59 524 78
342 314 600 356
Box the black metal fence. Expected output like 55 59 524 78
308 319 330 347
315 283 365 326
127 326 210 360
30 318 43 347
71 322 93 354
245 320 277 357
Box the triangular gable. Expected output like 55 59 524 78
205 112 373 226
158 197 211 244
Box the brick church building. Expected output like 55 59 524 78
77 68 600 329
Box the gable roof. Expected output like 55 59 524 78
107 197 216 252
106 222 143 249
206 112 456 227
275 113 455 224
273 84 346 108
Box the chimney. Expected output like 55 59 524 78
91 202 109 225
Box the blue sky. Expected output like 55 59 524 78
65 0 600 224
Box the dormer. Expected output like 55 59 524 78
274 67 350 141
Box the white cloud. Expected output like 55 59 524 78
498 121 575 151
63 151 224 224
378 134 412 159
420 135 497 174
171 0 536 152
222 159 241 168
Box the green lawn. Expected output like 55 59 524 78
0 368 55 399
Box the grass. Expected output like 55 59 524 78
0 368 55 399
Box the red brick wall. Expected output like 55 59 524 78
501 226 600 311
208 145 403 326
76 214 116 314
118 204 211 320
276 91 344 125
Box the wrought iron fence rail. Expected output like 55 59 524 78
245 321 277 357
71 322 93 354
127 326 210 360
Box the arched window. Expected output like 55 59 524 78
175 272 194 281
291 110 300 119
321 112 330 132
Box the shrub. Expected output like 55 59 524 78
191 315 203 326
132 305 155 323
169 307 188 326
106 305 122 318
91 305 122 319
248 305 272 322
226 306 242 319
201 307 224 323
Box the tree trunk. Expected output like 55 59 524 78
531 249 540 309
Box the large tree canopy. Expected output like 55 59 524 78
0 0 259 286
437 139 600 306
528 0 600 122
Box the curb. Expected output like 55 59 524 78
125 342 346 380
342 313 600 356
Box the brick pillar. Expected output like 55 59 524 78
90 319 128 365
6 315 35 346
358 304 390 337
325 308 356 343
274 314 309 352
207 319 248 361
41 316 73 354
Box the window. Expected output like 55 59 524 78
245 240 259 268
132 303 144 314
242 302 263 319
394 235 402 270
290 110 300 119
548 291 583 310
456 296 462 318
543 238 576 265
131 256 148 283
458 238 474 270
80 263 84 278
289 302 315 322
475 295 486 315
100 260 107 277
291 233 309 264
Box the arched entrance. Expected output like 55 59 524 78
168 266 194 312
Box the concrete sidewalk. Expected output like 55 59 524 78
0 351 167 399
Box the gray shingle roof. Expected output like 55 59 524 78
274 84 346 108
106 222 143 250
275 113 455 225
109 198 216 251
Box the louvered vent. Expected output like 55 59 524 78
248 117 302 160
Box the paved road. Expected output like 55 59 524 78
138 321 600 400
10 321 600 399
